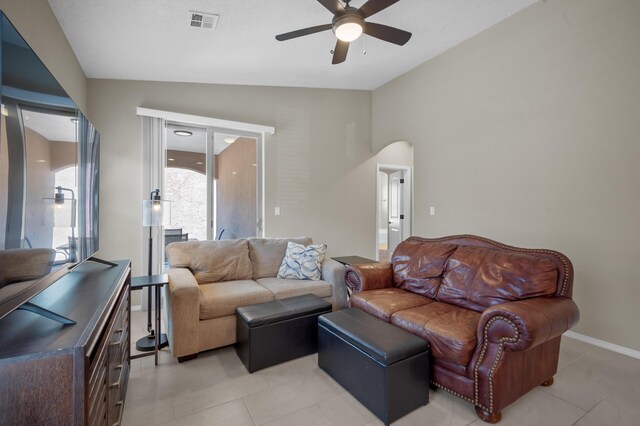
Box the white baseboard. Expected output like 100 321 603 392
564 331 640 360
131 304 142 312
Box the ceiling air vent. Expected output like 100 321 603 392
190 11 219 30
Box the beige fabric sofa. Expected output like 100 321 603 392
0 248 56 299
164 237 348 361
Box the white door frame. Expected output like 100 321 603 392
375 163 413 260
137 107 275 238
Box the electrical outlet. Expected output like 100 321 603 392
275 207 280 216
429 206 435 216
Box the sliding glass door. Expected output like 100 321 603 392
163 123 259 247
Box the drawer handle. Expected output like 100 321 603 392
110 329 125 347
112 401 124 426
109 365 125 389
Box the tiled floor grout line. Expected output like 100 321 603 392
557 346 595 372
542 389 590 413
241 397 258 426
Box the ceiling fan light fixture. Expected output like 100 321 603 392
333 16 363 42
174 130 193 137
335 22 363 42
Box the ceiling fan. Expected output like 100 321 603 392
275 0 412 65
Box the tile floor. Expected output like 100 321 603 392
378 243 390 262
124 310 640 426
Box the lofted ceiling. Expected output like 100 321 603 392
47 0 537 90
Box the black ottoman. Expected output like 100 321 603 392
236 294 332 373
318 308 430 425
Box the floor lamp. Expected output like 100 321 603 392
137 188 170 351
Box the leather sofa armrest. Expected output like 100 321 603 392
478 297 580 352
321 258 348 309
345 262 394 294
165 267 201 358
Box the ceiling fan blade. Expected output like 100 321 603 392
317 0 345 15
332 40 349 64
358 0 401 18
364 22 412 45
275 24 333 41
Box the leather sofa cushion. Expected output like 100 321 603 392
199 280 273 320
392 239 457 298
438 246 558 312
248 237 312 279
391 302 480 366
167 239 253 284
256 277 332 300
349 288 432 322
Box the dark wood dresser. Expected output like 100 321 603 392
0 259 131 425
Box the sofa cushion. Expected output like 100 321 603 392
167 239 253 284
437 246 558 312
0 248 55 287
349 288 432 322
277 242 326 281
392 239 458 299
248 237 312 279
391 302 481 366
198 280 274 320
256 277 332 300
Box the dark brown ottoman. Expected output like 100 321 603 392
318 308 430 425
235 294 332 373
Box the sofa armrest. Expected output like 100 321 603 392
165 268 201 358
321 258 348 309
345 262 394 293
478 297 580 352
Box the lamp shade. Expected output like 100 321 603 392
142 199 171 227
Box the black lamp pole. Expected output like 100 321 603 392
136 189 168 351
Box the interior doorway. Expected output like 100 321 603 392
376 164 411 261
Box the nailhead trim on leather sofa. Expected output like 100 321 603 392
473 315 519 413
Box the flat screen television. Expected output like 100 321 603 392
0 12 101 323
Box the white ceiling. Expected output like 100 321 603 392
47 0 538 90
166 123 244 155
23 110 76 143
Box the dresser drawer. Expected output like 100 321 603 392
87 281 130 426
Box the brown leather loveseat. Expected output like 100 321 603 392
345 235 579 423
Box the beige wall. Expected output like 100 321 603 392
0 0 87 110
216 138 257 240
87 79 410 277
373 0 640 351
166 150 206 174
23 128 54 248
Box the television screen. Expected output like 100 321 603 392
0 13 100 321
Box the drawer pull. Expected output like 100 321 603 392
110 329 124 347
112 401 124 426
109 365 125 389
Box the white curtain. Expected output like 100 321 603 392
141 116 166 276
